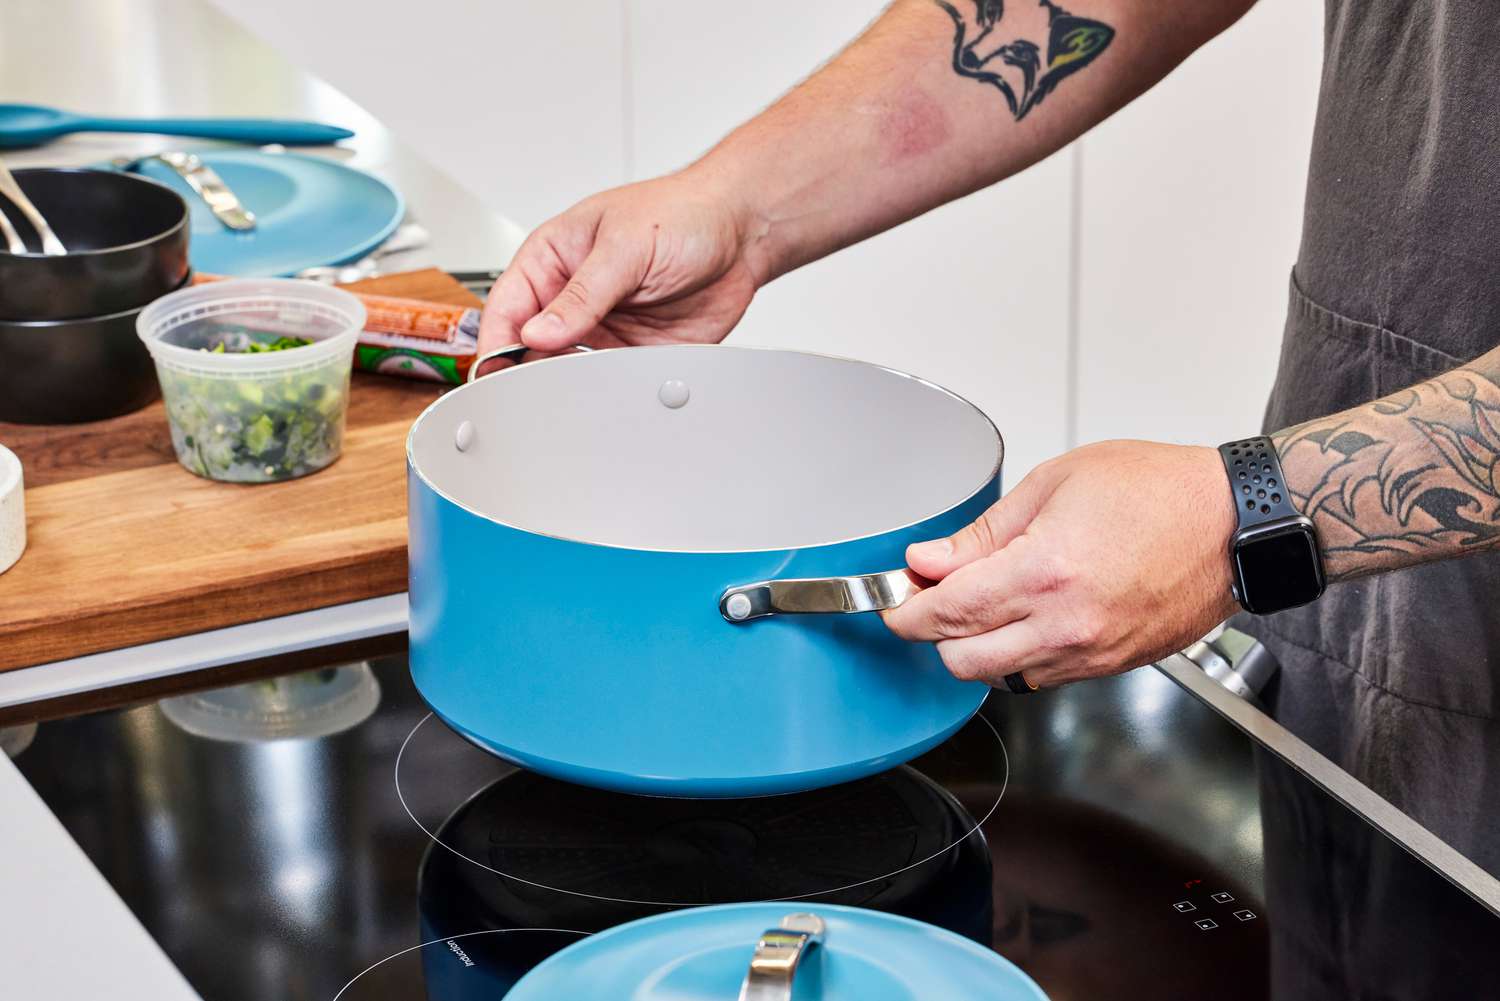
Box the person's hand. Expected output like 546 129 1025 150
477 173 765 365
882 441 1240 688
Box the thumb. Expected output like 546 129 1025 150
907 483 1040 581
520 247 643 351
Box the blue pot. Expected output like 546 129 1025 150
407 345 1001 797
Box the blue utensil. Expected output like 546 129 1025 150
109 149 402 276
505 902 1050 1000
407 345 1000 798
0 103 352 149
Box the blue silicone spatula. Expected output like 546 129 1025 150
0 104 354 149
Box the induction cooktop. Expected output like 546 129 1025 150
9 650 1500 1000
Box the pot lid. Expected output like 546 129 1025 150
505 901 1048 1001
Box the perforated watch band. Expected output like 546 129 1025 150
1219 435 1298 531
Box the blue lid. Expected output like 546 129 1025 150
113 150 403 277
506 902 1049 1000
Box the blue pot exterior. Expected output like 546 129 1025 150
408 466 998 798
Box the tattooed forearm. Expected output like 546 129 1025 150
934 0 1115 120
1274 357 1500 582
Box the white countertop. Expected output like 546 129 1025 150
0 1 528 995
0 753 203 1001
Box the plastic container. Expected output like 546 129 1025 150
137 279 365 483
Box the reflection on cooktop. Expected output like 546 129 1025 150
399 709 1006 916
418 761 994 928
353 707 1008 999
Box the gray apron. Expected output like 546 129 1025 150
1236 4 1500 995
1243 0 1500 879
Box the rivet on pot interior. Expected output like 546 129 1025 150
455 420 476 452
724 592 753 621
658 379 690 409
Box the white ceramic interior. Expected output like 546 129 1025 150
0 443 25 575
410 346 1002 552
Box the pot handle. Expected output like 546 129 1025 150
738 913 826 1001
719 570 922 623
467 342 594 383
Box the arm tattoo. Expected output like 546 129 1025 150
934 0 1115 120
1275 359 1500 582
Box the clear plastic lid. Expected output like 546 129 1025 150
136 278 366 375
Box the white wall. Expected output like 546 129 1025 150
1075 0 1323 448
625 2 1073 479
210 0 1322 477
206 1 631 227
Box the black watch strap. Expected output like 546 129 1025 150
1218 436 1298 530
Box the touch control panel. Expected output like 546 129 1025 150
1172 879 1260 932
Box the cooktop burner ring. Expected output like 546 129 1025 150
393 711 1008 908
331 927 590 1001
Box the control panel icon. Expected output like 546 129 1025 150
1210 891 1235 904
1233 909 1257 922
1195 918 1219 931
1173 901 1196 913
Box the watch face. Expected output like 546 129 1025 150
1234 522 1324 614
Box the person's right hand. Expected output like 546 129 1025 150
477 173 765 365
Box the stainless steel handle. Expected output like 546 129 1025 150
466 342 593 383
0 156 66 255
155 152 256 231
1183 627 1281 701
721 569 921 623
0 201 23 254
738 913 826 1001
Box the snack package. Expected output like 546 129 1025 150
195 274 482 384
354 300 481 384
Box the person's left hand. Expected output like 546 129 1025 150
882 440 1240 688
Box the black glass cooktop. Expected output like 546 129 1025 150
8 654 1499 999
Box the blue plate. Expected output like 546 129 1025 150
506 902 1050 1001
119 150 403 277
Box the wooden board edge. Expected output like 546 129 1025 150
0 550 409 672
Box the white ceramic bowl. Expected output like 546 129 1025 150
0 443 23 575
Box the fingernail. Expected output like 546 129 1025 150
522 311 565 339
910 538 953 561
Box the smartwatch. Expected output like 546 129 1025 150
1218 436 1325 615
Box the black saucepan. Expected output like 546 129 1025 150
0 168 189 321
0 272 189 423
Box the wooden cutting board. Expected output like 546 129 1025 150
0 269 481 672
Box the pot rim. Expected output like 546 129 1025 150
407 343 1004 556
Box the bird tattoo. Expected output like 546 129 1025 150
935 0 1115 120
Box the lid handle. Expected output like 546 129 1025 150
738 913 826 1001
